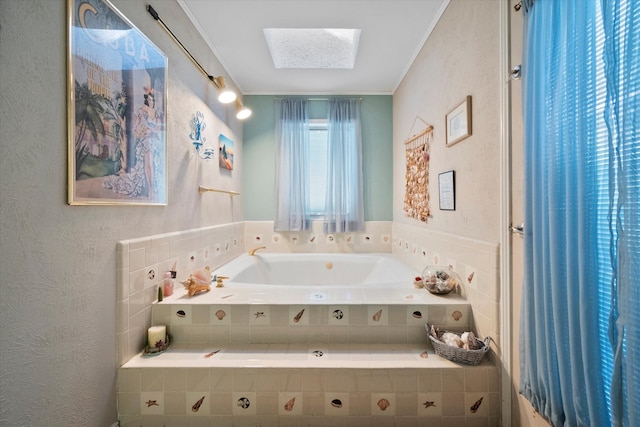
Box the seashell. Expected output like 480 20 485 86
237 397 250 409
377 398 391 411
467 272 475 283
412 311 423 319
442 332 464 348
203 350 220 358
310 236 316 242
176 310 186 318
148 270 155 280
293 309 305 323
452 310 463 321
191 396 205 412
284 397 296 411
215 310 226 320
312 350 324 357
331 399 343 408
470 397 483 413
326 262 333 269
192 266 211 283
372 309 383 322
333 309 344 319
420 351 429 359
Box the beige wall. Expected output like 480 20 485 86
0 1 243 425
393 0 502 244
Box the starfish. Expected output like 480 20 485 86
145 400 159 407
423 400 436 409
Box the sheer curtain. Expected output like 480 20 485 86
323 98 364 233
274 98 310 231
602 0 640 425
519 1 638 426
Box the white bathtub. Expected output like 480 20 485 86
167 253 464 305
216 253 416 287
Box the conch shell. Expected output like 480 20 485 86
182 266 211 296
283 397 296 411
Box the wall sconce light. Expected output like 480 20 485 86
190 111 215 159
211 76 237 104
235 99 252 120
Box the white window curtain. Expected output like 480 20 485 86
323 98 364 233
274 98 310 231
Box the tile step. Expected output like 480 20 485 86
122 343 492 369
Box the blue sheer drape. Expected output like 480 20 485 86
274 98 310 231
520 1 639 426
602 0 640 425
323 98 364 233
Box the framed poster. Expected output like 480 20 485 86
67 0 168 205
445 96 472 147
438 170 455 210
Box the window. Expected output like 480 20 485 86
307 120 328 216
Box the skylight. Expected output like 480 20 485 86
263 28 361 69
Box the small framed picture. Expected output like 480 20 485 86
445 96 472 147
438 170 455 211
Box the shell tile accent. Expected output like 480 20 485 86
470 397 483 413
284 397 296 411
451 310 463 321
191 396 205 413
214 309 226 320
377 398 391 411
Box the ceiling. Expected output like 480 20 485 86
177 0 449 95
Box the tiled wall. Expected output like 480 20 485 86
244 221 393 253
391 222 501 352
152 302 472 346
117 223 245 366
117 221 394 366
118 365 500 426
117 221 501 365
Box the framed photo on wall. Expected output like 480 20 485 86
67 0 168 205
219 134 234 170
445 96 472 147
438 170 455 210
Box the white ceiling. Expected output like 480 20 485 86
177 0 449 95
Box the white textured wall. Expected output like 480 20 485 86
0 1 243 425
393 0 501 243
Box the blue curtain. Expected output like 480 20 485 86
323 98 364 233
602 0 640 425
520 1 639 426
274 98 310 231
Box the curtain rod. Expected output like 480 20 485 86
273 97 363 101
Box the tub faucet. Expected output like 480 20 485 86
248 246 266 256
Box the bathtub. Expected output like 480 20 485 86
218 253 418 288
164 253 465 305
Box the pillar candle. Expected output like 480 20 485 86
148 325 166 348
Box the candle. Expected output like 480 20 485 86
148 325 166 348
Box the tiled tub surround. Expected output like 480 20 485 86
117 221 501 425
117 223 245 366
391 222 501 353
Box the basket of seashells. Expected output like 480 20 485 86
426 324 490 365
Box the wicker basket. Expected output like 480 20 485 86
425 324 490 366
